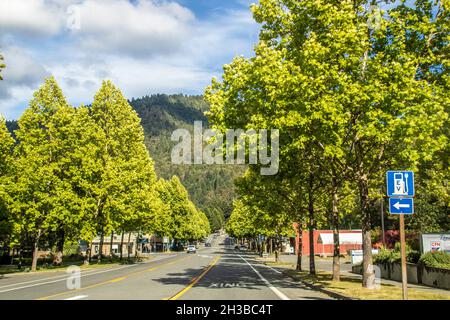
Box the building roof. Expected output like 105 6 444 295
318 232 362 245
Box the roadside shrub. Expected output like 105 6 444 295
373 243 420 264
373 246 393 264
419 251 450 269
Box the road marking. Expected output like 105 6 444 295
64 295 88 300
263 264 282 274
168 255 221 300
35 255 191 300
0 255 176 293
0 265 136 294
108 276 126 283
238 255 290 300
0 264 140 290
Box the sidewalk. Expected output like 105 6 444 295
258 253 450 297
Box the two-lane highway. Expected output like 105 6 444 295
0 237 333 300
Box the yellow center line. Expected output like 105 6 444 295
36 255 192 300
167 255 221 300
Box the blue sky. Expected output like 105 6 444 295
0 0 260 119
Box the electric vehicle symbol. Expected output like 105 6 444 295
393 172 409 195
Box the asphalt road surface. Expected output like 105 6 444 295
0 236 332 300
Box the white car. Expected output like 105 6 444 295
187 245 196 254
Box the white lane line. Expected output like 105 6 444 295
238 255 290 301
262 264 282 274
0 254 177 293
0 266 112 289
0 254 177 290
64 295 88 300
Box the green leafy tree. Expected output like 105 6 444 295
206 0 448 288
9 77 89 271
157 176 210 243
0 115 14 255
88 80 160 262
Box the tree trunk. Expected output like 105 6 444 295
31 229 42 272
9 247 13 265
331 176 340 281
127 232 132 260
83 242 91 265
274 237 279 262
308 173 316 275
96 197 106 263
18 246 22 269
120 232 125 260
359 173 375 288
109 231 114 261
53 230 65 266
296 223 303 271
98 231 104 263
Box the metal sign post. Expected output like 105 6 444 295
386 170 414 300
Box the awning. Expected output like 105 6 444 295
318 233 362 245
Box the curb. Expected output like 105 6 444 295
281 269 358 300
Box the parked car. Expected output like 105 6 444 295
187 245 197 254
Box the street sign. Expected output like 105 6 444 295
386 170 415 301
386 171 415 197
389 198 414 214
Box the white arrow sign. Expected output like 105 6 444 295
393 202 410 210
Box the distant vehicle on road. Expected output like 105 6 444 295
187 245 197 254
239 245 248 251
205 242 212 247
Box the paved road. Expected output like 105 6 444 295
0 237 332 300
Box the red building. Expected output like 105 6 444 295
292 224 363 256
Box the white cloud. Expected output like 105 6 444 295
71 0 196 58
0 0 66 37
0 0 260 119
0 46 50 99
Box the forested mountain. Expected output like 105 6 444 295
6 94 243 231
129 94 244 231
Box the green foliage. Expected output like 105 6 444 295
156 177 210 240
373 244 420 264
419 251 450 269
0 116 14 248
9 77 84 247
88 81 161 243
205 0 449 287
2 78 209 268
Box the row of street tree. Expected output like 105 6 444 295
0 77 210 271
206 0 449 288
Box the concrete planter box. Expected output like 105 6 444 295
352 262 450 290
420 265 450 289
